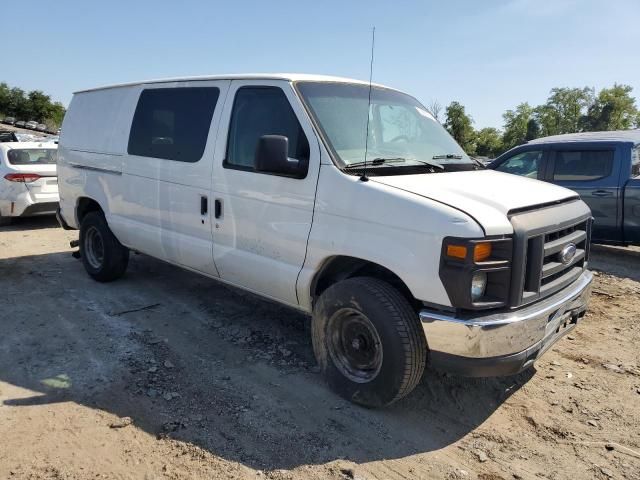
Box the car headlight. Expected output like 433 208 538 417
439 236 513 310
471 272 487 301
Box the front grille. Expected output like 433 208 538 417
520 219 591 305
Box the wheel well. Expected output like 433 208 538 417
76 197 103 224
311 256 419 310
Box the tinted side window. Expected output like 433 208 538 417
552 150 613 181
128 87 219 162
226 87 309 170
495 150 542 178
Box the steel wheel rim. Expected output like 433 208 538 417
327 308 383 383
84 226 105 269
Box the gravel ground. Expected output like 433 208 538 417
0 217 639 480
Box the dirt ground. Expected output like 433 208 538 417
0 217 638 480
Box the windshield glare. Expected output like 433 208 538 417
7 148 57 165
297 82 470 167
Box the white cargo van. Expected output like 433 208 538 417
57 74 593 407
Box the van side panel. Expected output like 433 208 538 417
623 178 640 244
58 87 139 230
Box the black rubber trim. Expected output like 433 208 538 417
21 202 58 216
429 345 539 378
56 207 74 230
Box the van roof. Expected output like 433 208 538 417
527 129 640 146
73 73 393 94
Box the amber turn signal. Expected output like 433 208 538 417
473 242 492 262
446 245 468 260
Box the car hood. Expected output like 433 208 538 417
371 170 579 235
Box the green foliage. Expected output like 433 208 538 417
581 84 638 131
436 83 639 157
0 82 66 128
444 101 476 155
475 127 503 157
502 103 533 150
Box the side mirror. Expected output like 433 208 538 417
255 135 307 178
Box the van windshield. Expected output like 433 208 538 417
296 82 470 169
7 148 57 165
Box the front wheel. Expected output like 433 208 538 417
312 277 427 407
79 211 129 282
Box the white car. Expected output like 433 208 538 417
0 142 59 225
57 74 593 407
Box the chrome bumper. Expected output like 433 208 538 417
420 270 593 375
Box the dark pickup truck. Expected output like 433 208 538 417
489 130 640 246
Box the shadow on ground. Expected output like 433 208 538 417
0 246 533 470
0 216 60 232
589 244 640 281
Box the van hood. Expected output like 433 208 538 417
371 170 579 235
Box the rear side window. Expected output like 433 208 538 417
225 87 309 170
7 148 57 165
128 87 219 162
552 150 613 181
495 150 542 178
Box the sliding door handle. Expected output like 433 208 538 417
200 196 208 215
214 199 222 219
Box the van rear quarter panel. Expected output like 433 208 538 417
58 87 139 230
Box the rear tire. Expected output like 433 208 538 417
79 211 129 282
0 215 11 226
312 277 427 408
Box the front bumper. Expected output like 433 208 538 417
420 270 593 377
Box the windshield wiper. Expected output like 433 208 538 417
432 154 463 160
344 157 444 170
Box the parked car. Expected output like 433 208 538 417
3 116 16 125
0 129 19 143
36 123 47 132
57 74 593 407
15 121 26 128
25 121 38 130
0 142 59 225
489 130 640 246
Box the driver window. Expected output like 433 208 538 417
496 150 542 178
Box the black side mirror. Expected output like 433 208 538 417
255 135 307 178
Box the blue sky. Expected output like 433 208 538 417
5 0 639 128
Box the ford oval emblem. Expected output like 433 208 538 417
559 243 577 265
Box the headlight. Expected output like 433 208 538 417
471 272 487 301
439 236 513 310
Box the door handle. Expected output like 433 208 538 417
200 196 208 215
591 190 613 197
214 199 222 219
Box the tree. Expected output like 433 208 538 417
444 101 476 154
544 87 594 134
502 103 533 150
581 84 639 131
475 127 503 157
427 99 443 123
0 82 66 127
525 118 541 141
27 90 53 122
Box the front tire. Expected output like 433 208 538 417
312 277 427 407
79 211 129 282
